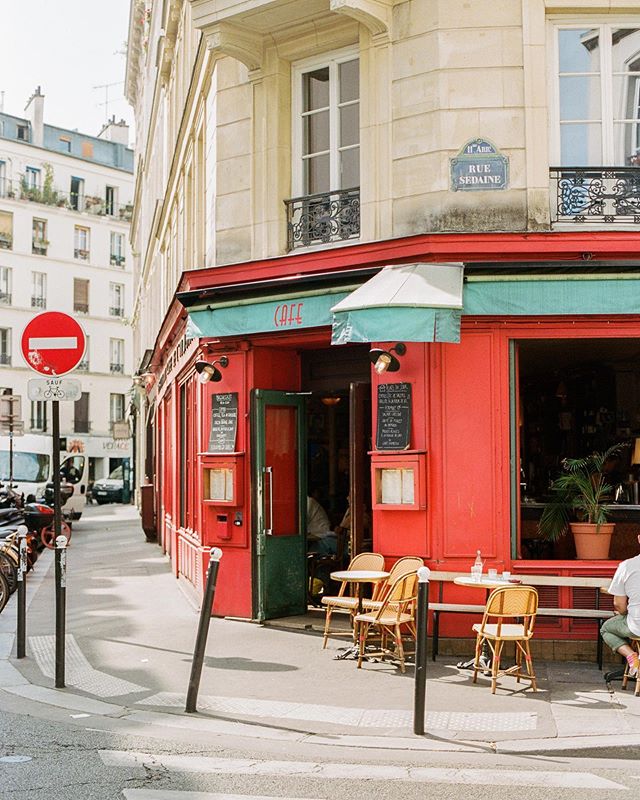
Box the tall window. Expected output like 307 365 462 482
110 232 125 266
294 53 360 195
24 166 40 189
77 336 89 371
73 278 89 314
105 186 117 216
109 283 124 317
109 338 125 373
31 272 46 309
0 211 13 250
0 267 11 304
110 393 125 426
0 161 6 196
0 328 11 365
74 392 90 433
70 176 84 211
74 226 90 260
555 26 640 165
30 400 47 432
32 218 47 255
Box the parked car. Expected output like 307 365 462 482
92 466 124 504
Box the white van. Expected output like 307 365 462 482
0 434 89 520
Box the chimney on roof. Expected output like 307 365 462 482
25 86 44 147
98 115 129 146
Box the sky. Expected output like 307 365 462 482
0 0 134 143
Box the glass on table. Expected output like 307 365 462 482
470 564 482 582
487 568 498 580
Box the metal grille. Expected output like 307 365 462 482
285 188 360 251
550 166 640 224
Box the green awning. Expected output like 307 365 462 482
331 263 464 344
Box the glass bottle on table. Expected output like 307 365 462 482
471 550 483 582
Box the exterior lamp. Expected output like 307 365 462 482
195 356 229 384
369 343 406 374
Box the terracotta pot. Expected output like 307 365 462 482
570 522 615 560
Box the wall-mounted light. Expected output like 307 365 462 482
321 395 341 407
369 343 406 374
195 356 229 384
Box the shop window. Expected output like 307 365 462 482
515 337 640 561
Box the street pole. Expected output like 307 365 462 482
52 400 61 541
186 547 223 713
413 566 431 736
55 534 68 688
16 525 28 659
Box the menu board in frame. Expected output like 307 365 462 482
208 392 239 453
376 382 412 451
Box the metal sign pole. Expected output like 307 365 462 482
55 534 68 688
413 566 431 736
16 526 28 659
52 400 62 539
186 548 223 713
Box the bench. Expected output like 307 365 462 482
429 571 614 669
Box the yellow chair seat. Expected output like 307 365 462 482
321 595 359 609
472 622 532 640
355 611 414 626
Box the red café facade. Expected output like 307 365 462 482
146 230 640 648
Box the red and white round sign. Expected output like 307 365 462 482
21 312 86 376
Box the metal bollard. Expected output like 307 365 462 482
55 535 68 689
16 526 28 659
413 566 431 736
186 547 223 713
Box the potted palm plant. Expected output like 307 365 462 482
538 442 628 559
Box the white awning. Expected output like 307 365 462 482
330 263 464 344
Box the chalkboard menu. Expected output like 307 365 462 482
208 393 238 453
376 382 412 450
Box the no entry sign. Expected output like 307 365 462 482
21 312 86 376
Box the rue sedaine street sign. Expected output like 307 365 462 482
21 312 86 376
27 378 82 402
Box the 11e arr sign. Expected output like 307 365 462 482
450 138 509 191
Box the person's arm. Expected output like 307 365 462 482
613 595 629 615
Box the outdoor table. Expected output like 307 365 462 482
330 569 390 659
453 575 520 669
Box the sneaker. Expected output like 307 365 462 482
626 654 639 677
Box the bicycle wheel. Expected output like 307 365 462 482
40 521 72 550
0 550 18 594
0 571 9 613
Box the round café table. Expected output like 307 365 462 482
453 575 520 669
330 569 390 659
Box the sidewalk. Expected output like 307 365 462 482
2 504 640 755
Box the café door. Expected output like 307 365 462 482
252 389 307 621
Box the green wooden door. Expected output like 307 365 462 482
252 390 307 621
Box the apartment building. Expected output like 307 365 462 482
127 0 640 638
0 87 134 484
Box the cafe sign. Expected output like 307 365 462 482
450 138 509 192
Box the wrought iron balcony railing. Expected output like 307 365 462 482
0 292 11 305
74 248 90 261
76 360 89 372
550 166 640 224
285 187 360 251
0 177 133 221
0 353 11 366
110 254 125 267
110 362 125 374
109 306 125 317
31 296 46 309
74 302 89 314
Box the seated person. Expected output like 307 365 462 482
601 533 640 676
307 492 337 556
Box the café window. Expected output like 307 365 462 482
515 337 640 561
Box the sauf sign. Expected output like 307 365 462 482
450 138 509 191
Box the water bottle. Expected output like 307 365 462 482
472 550 483 581
474 550 483 569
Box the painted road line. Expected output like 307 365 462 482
100 752 627 789
123 792 321 800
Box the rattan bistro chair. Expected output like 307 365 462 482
361 556 424 611
472 585 539 694
321 552 385 648
354 571 418 673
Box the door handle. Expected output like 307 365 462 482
263 466 273 535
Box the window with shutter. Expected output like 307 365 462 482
73 279 89 314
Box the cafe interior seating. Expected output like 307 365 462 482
321 551 385 648
472 585 539 693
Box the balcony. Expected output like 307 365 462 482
0 178 133 221
31 296 46 309
0 292 11 305
0 233 12 250
110 254 126 267
76 359 89 372
285 188 360 251
0 353 11 366
110 362 125 374
109 306 125 318
550 167 640 225
74 248 90 261
32 239 48 256
74 302 89 314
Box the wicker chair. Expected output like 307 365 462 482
472 585 538 694
321 552 385 648
354 571 418 673
361 556 424 611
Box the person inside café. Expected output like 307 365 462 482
601 533 640 676
307 489 337 556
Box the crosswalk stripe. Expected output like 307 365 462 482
123 792 319 800
101 751 627 790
